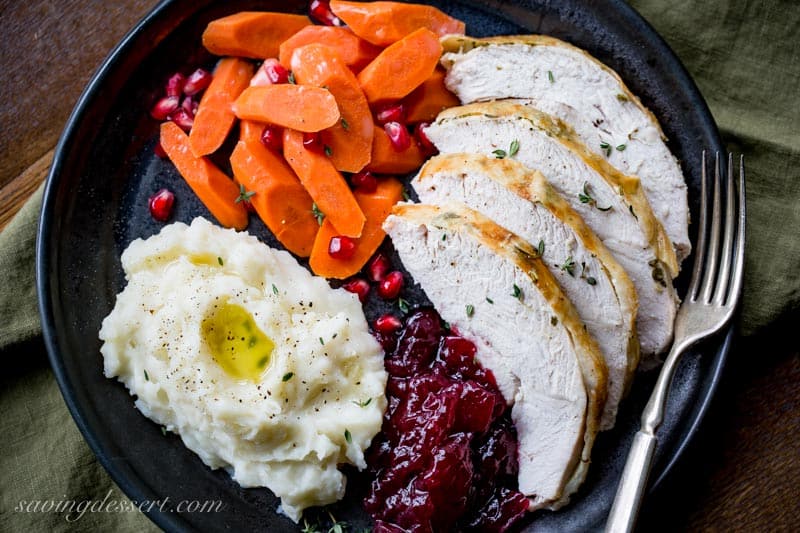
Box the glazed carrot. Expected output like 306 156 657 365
189 57 253 157
290 43 373 173
357 28 443 104
309 177 404 278
239 119 265 145
160 122 248 230
230 140 319 257
283 129 365 237
279 26 381 72
233 85 340 132
202 12 311 59
329 0 465 47
403 68 460 123
365 125 426 174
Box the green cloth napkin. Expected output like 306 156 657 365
1 1 798 531
0 188 158 532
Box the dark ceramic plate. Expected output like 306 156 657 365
37 0 728 531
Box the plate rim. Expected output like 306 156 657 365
36 1 197 531
36 0 728 531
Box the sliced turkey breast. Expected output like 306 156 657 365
439 34 691 262
425 101 678 359
412 153 638 429
383 202 607 510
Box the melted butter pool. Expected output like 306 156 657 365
202 301 274 381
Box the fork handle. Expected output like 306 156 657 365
604 430 658 533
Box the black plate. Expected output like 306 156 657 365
37 0 727 531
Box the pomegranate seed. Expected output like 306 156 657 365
181 96 198 117
165 73 186 97
303 131 323 152
375 103 405 125
415 122 438 155
153 140 167 159
343 278 370 303
368 253 391 282
309 0 343 26
169 109 194 131
148 189 175 221
150 96 180 120
262 58 290 84
374 314 403 334
384 122 411 151
328 235 357 260
261 124 283 151
350 170 378 193
378 270 404 299
183 68 212 96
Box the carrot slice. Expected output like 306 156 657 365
403 68 460 123
329 0 465 46
160 122 248 230
238 119 265 145
202 12 311 59
290 43 373 173
230 140 319 257
357 28 443 105
279 26 381 72
283 129 365 237
189 57 253 157
233 85 340 132
365 125 426 174
309 177 404 278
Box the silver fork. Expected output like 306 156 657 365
605 152 746 533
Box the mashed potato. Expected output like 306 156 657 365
99 218 387 521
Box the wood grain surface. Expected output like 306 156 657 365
0 0 796 531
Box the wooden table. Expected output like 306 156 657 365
2 1 797 531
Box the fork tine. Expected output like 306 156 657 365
726 155 746 309
700 152 723 303
687 151 709 301
713 153 736 304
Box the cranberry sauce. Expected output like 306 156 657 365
366 308 529 532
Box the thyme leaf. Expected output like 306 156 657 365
560 256 576 277
512 284 522 300
352 398 372 408
578 182 613 211
494 140 520 159
397 298 410 314
311 203 325 225
235 183 256 204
